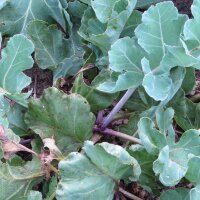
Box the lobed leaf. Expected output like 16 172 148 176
79 0 137 54
0 34 34 106
153 130 200 186
56 141 141 200
25 87 96 155
0 0 68 35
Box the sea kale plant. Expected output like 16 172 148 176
1 0 200 199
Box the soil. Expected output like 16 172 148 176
22 1 195 200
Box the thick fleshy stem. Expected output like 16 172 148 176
101 87 136 130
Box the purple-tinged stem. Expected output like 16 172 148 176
101 87 136 130
93 126 141 144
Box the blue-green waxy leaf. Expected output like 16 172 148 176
190 185 200 200
185 156 200 185
97 37 145 92
136 0 167 8
142 72 172 101
161 0 200 71
0 0 68 35
91 0 117 23
0 160 43 200
27 20 84 79
79 0 137 54
26 20 71 70
184 0 200 47
160 188 190 200
135 1 187 66
25 87 95 155
153 130 200 186
0 34 34 106
56 141 141 200
138 117 167 155
156 107 174 134
83 141 141 181
0 94 9 127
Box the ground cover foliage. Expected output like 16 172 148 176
0 0 200 199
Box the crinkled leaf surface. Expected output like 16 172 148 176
25 87 95 155
79 0 137 54
56 141 141 200
153 130 200 186
0 34 34 106
72 74 119 112
0 0 68 35
97 37 145 92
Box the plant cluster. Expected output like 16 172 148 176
1 0 200 199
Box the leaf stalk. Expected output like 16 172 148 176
101 87 136 130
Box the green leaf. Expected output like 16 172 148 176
25 87 95 155
173 98 200 131
91 0 117 23
44 176 57 200
182 68 196 94
79 0 137 54
156 107 174 134
0 158 43 200
56 141 141 200
72 74 118 113
7 104 28 136
142 71 172 101
138 117 167 155
129 145 160 195
0 0 68 35
0 94 9 127
190 185 200 200
27 20 84 79
97 37 144 92
53 24 85 80
136 0 167 8
119 113 140 136
68 0 88 18
27 191 43 200
184 0 200 48
185 156 200 185
26 20 71 70
120 10 142 38
135 1 187 66
160 188 190 200
0 34 34 106
153 130 200 186
83 141 141 181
